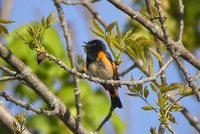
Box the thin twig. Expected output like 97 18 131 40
60 0 83 5
0 91 59 116
46 53 173 86
54 0 82 121
169 95 200 133
61 0 107 27
95 107 115 132
177 0 184 42
145 0 167 86
158 123 165 134
165 122 176 134
0 76 16 82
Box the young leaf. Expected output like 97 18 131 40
0 24 9 36
161 83 183 93
127 93 140 97
148 55 154 76
90 28 104 38
106 21 117 32
167 113 177 124
148 47 163 63
169 104 183 112
142 105 155 110
93 19 104 35
144 86 149 99
46 12 58 28
0 19 15 24
150 83 159 94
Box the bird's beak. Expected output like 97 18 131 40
82 41 88 52
82 41 88 47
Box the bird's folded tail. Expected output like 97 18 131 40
109 87 122 109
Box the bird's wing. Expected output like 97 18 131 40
105 52 120 81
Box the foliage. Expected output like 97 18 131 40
0 19 14 37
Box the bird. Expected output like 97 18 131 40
83 39 122 109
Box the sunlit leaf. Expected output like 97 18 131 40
148 47 163 63
150 83 159 94
144 86 149 99
0 19 15 24
149 55 154 75
92 19 104 35
142 105 155 110
169 104 183 112
127 93 140 97
0 24 9 36
106 21 117 32
167 113 177 124
161 83 183 93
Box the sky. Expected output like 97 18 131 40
1 0 200 134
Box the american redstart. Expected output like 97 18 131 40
83 39 122 109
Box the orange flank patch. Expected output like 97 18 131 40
97 51 106 60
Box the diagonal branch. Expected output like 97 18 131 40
0 43 89 134
107 0 200 70
154 0 200 100
0 91 59 116
46 53 173 86
0 104 31 134
54 0 82 121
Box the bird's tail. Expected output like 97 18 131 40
109 87 122 109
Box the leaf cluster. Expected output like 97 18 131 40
91 20 163 72
0 19 14 37
16 12 58 52
12 112 27 134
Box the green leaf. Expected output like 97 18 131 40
150 83 159 94
115 22 122 40
148 47 163 63
161 83 183 93
167 113 177 124
123 28 134 41
106 21 117 32
0 19 15 24
149 55 154 75
181 87 194 97
46 12 58 28
144 86 149 99
90 28 104 38
93 19 104 35
142 105 155 110
127 93 139 97
169 104 183 112
0 24 9 36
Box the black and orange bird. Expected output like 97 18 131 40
83 39 122 109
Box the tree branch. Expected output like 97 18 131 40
0 91 59 116
0 76 16 82
0 104 31 134
154 0 200 100
54 0 82 121
0 43 89 134
46 53 173 86
177 0 184 42
107 0 200 70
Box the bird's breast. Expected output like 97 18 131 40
87 59 114 80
